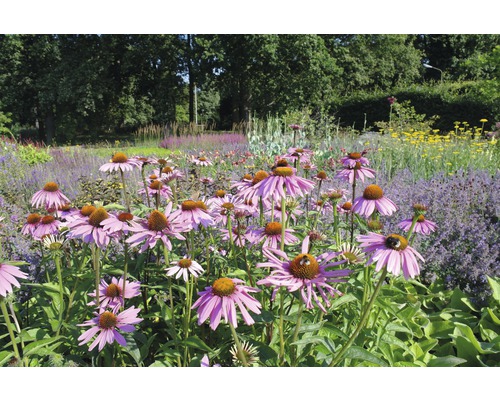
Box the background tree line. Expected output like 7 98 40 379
0 34 498 144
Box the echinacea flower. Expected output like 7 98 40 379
87 276 141 312
100 212 137 237
249 221 299 249
31 182 70 210
257 236 351 312
170 200 214 231
126 203 186 252
398 215 437 236
201 354 221 367
356 232 424 279
77 306 143 352
33 215 62 239
255 160 315 203
166 256 204 282
230 341 260 366
0 263 28 297
137 179 173 200
192 277 261 330
67 207 116 248
234 171 269 203
352 184 397 217
339 242 365 265
42 233 67 254
99 152 142 173
208 194 247 226
335 163 376 185
340 152 370 168
191 155 213 167
21 213 42 236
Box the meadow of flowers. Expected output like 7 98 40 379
0 121 499 368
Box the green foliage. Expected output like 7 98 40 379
16 143 53 165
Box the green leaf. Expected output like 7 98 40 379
344 346 389 367
330 293 356 310
487 308 500 325
487 276 500 304
385 322 412 335
427 355 468 367
424 320 455 339
0 350 13 366
181 336 212 353
23 336 63 357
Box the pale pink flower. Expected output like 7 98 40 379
31 182 70 210
0 263 28 297
352 184 397 217
99 152 141 173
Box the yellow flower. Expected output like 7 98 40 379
480 118 488 123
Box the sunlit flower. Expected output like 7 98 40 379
191 155 213 166
257 236 351 312
21 213 42 236
99 152 142 173
31 182 70 210
255 160 315 202
100 211 138 237
0 263 28 297
126 203 186 252
339 242 365 265
67 207 116 248
87 276 141 312
166 256 204 282
335 164 376 184
340 152 370 168
357 232 424 279
352 184 397 217
398 215 437 236
192 277 262 330
78 306 143 352
201 354 221 367
249 221 299 249
33 215 62 238
170 200 214 231
138 179 173 200
230 341 260 366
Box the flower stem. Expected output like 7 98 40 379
91 244 101 308
406 215 419 244
229 323 248 367
329 267 388 367
278 287 286 366
54 255 65 336
141 166 151 209
290 300 303 366
122 241 129 310
280 195 287 252
0 298 21 360
350 178 357 244
119 169 131 213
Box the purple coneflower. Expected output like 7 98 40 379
283 147 313 164
33 215 62 239
21 213 42 236
250 221 299 249
335 163 376 184
201 354 221 367
126 204 186 252
170 200 214 231
99 152 141 173
357 232 424 279
234 171 269 203
64 205 97 223
340 152 370 168
192 277 261 330
166 256 204 282
87 276 141 312
191 155 213 167
352 184 397 217
138 179 173 200
398 215 437 235
255 160 315 202
78 306 143 352
0 263 28 297
208 194 246 226
31 182 70 210
100 211 137 237
257 236 351 312
67 206 116 248
158 165 184 183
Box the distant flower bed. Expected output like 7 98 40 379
160 132 248 153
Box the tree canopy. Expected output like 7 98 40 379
0 34 498 143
